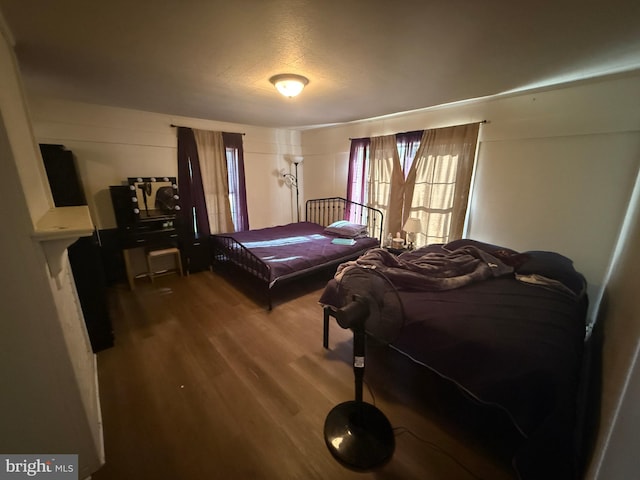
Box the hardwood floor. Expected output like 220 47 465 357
92 270 520 479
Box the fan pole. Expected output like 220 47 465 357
324 296 395 471
353 327 365 403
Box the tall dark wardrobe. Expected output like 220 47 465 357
40 144 114 352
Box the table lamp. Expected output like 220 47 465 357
403 217 422 250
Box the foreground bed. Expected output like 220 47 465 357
319 239 592 480
211 197 383 309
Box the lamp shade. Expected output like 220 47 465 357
403 217 422 233
270 74 309 98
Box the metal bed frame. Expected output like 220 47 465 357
211 197 383 309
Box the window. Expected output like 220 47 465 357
177 128 249 239
396 130 422 179
186 146 244 235
226 146 243 231
346 124 479 247
222 132 249 231
347 132 422 226
346 139 369 207
348 133 422 208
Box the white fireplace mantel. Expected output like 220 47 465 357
32 206 95 284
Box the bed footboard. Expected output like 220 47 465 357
211 234 271 283
306 197 383 242
211 234 273 305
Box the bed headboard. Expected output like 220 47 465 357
305 197 383 242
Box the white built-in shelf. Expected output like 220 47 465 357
32 206 95 284
33 205 94 240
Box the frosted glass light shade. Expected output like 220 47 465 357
270 74 309 98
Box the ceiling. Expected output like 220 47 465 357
1 0 640 129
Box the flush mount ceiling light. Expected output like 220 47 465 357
269 74 309 98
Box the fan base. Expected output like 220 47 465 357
324 400 395 471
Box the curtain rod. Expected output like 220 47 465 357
170 124 246 135
348 119 488 141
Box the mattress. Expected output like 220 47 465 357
319 240 589 479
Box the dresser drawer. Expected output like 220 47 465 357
121 229 178 249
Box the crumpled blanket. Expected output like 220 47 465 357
335 246 514 291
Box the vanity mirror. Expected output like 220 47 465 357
127 177 180 219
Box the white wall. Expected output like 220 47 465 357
589 167 640 479
302 73 640 323
29 97 303 230
301 72 640 479
468 84 640 312
0 19 103 479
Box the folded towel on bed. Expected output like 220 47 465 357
331 237 356 246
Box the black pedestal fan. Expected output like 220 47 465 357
323 266 403 471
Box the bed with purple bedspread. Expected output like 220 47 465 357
319 239 591 480
214 221 379 285
211 197 383 309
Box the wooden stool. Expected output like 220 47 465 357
146 247 183 282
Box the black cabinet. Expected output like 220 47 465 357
183 235 212 274
68 234 114 352
40 144 114 352
96 228 127 285
40 144 87 206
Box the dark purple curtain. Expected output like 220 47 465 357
345 138 370 222
177 127 210 239
346 138 370 204
222 132 249 231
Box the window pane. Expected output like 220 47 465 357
397 132 421 178
422 211 451 245
226 147 241 231
347 141 370 224
349 144 367 205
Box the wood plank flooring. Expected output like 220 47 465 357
92 269 521 480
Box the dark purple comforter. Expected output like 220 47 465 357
319 240 588 480
215 222 379 285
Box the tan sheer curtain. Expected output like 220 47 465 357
368 135 404 237
405 123 480 247
193 129 234 233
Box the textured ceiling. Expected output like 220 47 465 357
1 0 640 129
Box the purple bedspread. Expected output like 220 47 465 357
335 246 514 290
217 222 379 285
320 241 588 479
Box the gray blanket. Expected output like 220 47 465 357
336 246 513 291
